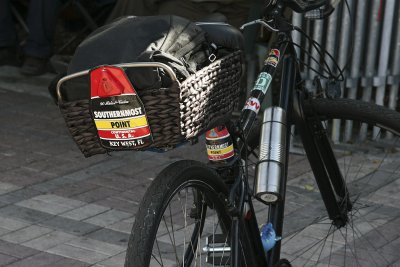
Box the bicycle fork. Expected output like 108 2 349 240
293 92 351 227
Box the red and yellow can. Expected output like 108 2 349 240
205 126 235 163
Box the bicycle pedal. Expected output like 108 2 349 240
204 234 231 265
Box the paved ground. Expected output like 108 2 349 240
0 66 399 266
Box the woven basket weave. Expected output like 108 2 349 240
59 51 242 157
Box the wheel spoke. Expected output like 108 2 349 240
170 204 181 265
162 214 180 265
281 112 400 266
289 224 334 264
155 238 164 266
151 252 163 266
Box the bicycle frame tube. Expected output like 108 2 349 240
232 32 295 267
265 48 297 266
238 33 291 143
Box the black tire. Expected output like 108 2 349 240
280 98 400 266
246 98 400 152
125 160 232 267
275 259 292 267
305 98 400 132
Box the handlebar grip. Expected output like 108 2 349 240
282 0 329 13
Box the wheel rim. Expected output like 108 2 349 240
148 180 231 267
278 120 400 266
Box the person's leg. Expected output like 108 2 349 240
24 0 61 58
21 0 61 75
0 0 17 47
0 0 18 65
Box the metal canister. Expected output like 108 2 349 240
205 126 235 164
255 107 287 203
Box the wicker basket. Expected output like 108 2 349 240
57 51 242 157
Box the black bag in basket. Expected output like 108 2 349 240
67 15 211 97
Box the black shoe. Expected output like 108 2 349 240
0 47 18 66
20 56 48 76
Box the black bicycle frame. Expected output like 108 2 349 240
228 23 350 267
229 31 295 267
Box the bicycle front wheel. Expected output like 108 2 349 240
125 160 232 267
280 98 400 266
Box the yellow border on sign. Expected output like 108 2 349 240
95 116 148 130
207 145 234 155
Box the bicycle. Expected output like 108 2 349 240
120 1 400 266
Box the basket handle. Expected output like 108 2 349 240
56 62 179 103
